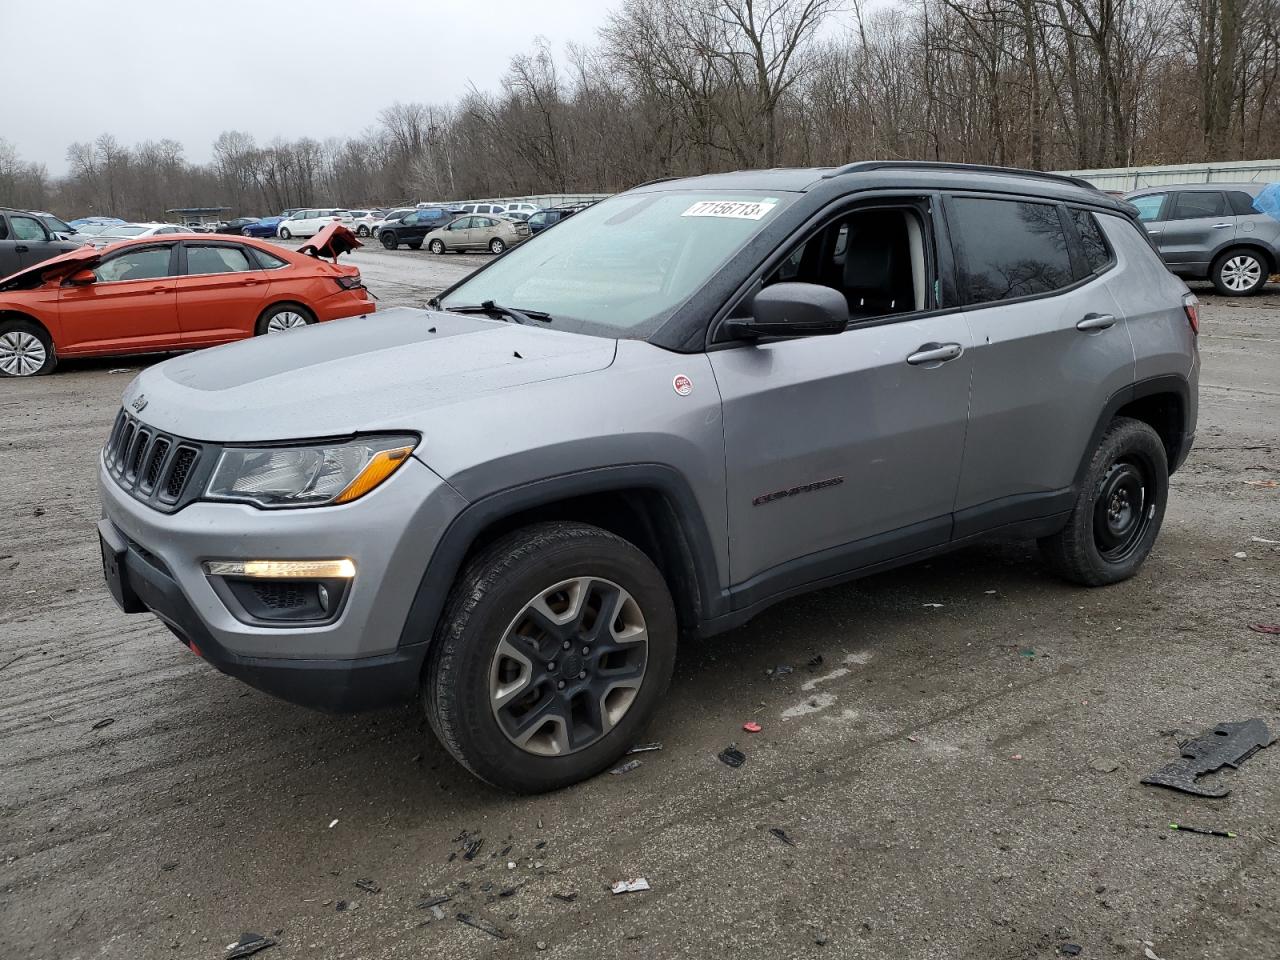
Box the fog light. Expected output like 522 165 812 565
203 559 355 579
317 583 330 613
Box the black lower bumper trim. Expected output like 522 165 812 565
102 518 425 713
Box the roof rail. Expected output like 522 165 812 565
823 161 1097 191
632 176 680 189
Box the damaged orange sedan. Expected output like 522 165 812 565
0 224 372 377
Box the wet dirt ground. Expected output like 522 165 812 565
1 254 1278 959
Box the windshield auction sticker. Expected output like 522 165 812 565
682 200 777 220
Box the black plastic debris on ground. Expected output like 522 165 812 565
463 839 484 861
769 827 797 847
226 932 276 958
551 892 578 903
1060 945 1082 957
418 894 452 910
456 913 507 940
718 746 746 768
353 878 380 894
1141 719 1274 797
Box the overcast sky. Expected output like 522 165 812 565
0 0 620 175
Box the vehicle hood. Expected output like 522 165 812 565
124 307 618 442
0 245 99 290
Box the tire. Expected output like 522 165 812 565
380 232 397 250
489 238 506 254
1038 417 1169 586
240 228 252 237
255 303 315 336
428 239 445 254
408 241 423 250
356 225 369 237
0 319 56 377
424 521 677 793
1211 248 1268 296
278 227 292 240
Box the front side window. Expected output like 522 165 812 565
1130 194 1165 222
186 244 254 275
949 197 1074 304
11 216 48 241
1169 191 1226 220
94 246 173 283
449 218 471 231
1069 209 1113 274
441 189 795 338
528 212 546 227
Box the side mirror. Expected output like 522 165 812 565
68 268 97 286
726 282 848 340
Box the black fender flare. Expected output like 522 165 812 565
1072 374 1194 488
396 464 726 649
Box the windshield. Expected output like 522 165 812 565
102 225 149 237
439 190 793 338
43 215 74 233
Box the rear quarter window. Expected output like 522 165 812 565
1228 191 1259 215
948 197 1075 304
1068 209 1114 274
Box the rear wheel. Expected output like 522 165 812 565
255 303 315 336
0 320 56 377
1039 417 1168 586
240 228 253 237
424 522 676 793
356 225 369 237
1211 249 1267 296
380 232 397 250
279 227 292 240
489 238 507 254
428 239 445 254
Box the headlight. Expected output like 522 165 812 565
205 435 417 508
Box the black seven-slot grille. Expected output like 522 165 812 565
103 409 210 512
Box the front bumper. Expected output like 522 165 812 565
98 453 468 711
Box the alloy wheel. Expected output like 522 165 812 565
265 310 308 333
490 238 505 254
0 330 47 376
489 577 648 757
1221 255 1263 293
1092 458 1152 562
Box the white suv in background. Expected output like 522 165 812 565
503 202 540 216
277 209 353 239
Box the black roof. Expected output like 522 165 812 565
632 160 1127 212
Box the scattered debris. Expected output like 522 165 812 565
984 589 998 595
1250 536 1279 544
33 506 45 517
1089 758 1120 774
328 819 339 829
767 664 794 678
107 368 132 374
1010 754 1023 761
1248 623 1280 635
1018 647 1036 658
499 887 518 898
1242 479 1278 488
353 878 380 894
743 721 762 733
611 878 651 894
161 861 178 871
769 827 797 847
1144 942 1168 960
922 602 944 608
1141 719 1274 797
335 900 349 911
1170 822 1236 838
718 746 746 768
1234 551 1248 559
806 654 824 669
814 932 829 945
507 861 517 870
225 932 276 958
551 892 578 903
627 741 663 754
907 735 919 743
610 759 642 775
456 912 507 940
537 941 548 951
463 839 484 861
0 653 24 672
499 844 512 857
1060 945 1082 957
91 717 114 730
418 894 451 910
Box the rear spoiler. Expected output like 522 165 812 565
298 222 362 262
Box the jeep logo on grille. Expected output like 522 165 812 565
130 395 148 413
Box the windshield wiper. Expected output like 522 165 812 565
446 300 552 325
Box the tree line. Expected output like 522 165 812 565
3 0 1278 221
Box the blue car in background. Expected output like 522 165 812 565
239 216 285 238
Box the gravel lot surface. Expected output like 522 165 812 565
1 260 1278 959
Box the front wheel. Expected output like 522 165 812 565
428 239 445 254
380 232 397 250
424 522 677 793
0 320 56 377
241 228 253 237
1038 417 1168 586
255 303 315 336
356 225 369 237
489 238 506 254
1211 249 1268 296
278 227 292 240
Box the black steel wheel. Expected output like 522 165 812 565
1039 417 1168 586
380 231 397 250
423 521 676 792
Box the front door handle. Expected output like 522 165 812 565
1212 222 1233 229
149 285 168 294
1077 313 1116 331
906 342 963 366
14 244 28 253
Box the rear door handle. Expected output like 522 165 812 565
14 244 28 253
1077 313 1116 331
906 342 963 366
150 285 168 294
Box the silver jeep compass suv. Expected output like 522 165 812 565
98 162 1199 792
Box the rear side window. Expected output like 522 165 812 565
1069 209 1113 274
949 197 1074 304
1169 191 1226 220
187 244 254 274
1227 191 1259 215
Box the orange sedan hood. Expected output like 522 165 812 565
298 222 362 261
0 245 100 291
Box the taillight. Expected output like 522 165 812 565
335 275 363 290
1182 293 1200 335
